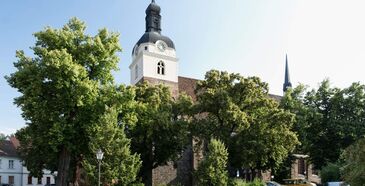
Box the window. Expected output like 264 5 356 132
135 65 138 80
0 159 2 169
9 176 14 184
298 158 305 175
8 160 14 169
46 177 51 184
37 177 42 184
145 46 148 50
28 176 33 184
157 61 165 75
0 176 1 184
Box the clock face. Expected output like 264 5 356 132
156 41 166 52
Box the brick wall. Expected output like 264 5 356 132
152 147 193 186
142 77 179 98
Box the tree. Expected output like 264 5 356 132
304 80 342 168
195 138 229 186
193 70 298 172
342 138 365 186
280 84 319 153
283 80 365 169
82 85 141 186
6 18 141 185
276 85 321 181
126 83 192 185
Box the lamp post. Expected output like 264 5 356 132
96 149 104 186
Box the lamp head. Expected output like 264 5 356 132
96 149 104 160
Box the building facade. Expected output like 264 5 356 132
0 137 56 186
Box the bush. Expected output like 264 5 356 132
342 138 365 186
320 162 341 183
229 178 265 186
195 138 229 186
230 179 248 186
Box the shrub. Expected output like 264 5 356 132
320 162 341 183
229 178 265 186
195 138 229 185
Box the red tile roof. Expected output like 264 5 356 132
0 137 19 157
178 76 199 101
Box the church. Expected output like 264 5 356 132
127 1 305 185
129 0 293 96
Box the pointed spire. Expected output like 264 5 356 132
283 54 292 93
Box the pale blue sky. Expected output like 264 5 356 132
1 0 365 134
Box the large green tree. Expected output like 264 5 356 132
7 18 141 186
193 70 298 171
280 84 319 153
283 80 365 169
82 85 141 186
126 83 192 185
275 84 321 180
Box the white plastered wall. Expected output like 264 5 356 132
130 42 179 85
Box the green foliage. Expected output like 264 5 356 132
230 179 248 186
280 84 316 153
272 155 295 183
126 83 192 184
229 178 265 186
193 70 298 171
281 80 365 169
320 163 341 183
195 138 229 186
156 183 182 186
248 179 265 186
82 86 142 186
7 18 141 185
342 138 365 185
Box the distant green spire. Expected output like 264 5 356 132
283 54 292 93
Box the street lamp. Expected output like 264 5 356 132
96 149 104 186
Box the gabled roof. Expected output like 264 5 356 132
0 137 20 158
269 94 283 102
178 76 199 101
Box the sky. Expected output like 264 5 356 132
1 0 365 135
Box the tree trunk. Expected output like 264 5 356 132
73 155 83 186
56 146 71 186
142 169 152 186
141 143 153 186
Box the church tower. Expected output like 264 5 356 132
130 0 179 95
283 54 292 93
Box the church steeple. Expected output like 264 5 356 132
130 0 178 86
145 0 162 33
283 54 292 93
133 1 175 56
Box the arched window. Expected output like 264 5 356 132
157 61 165 75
